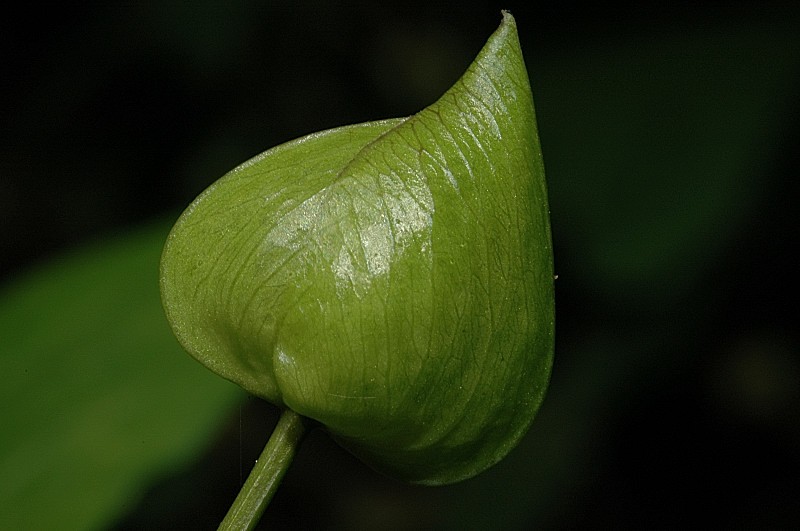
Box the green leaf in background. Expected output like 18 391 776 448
0 221 244 530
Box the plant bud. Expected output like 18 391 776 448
160 11 554 485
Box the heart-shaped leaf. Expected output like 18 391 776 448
161 11 553 485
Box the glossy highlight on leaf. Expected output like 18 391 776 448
160 11 554 485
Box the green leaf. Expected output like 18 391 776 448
161 12 554 485
0 221 244 530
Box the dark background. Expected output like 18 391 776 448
2 1 799 529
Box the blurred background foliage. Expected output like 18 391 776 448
1 1 799 529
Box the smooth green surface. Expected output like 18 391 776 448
0 222 244 530
161 12 554 485
219 408 308 531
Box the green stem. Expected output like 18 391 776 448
218 408 308 531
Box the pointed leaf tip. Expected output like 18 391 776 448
161 14 553 485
